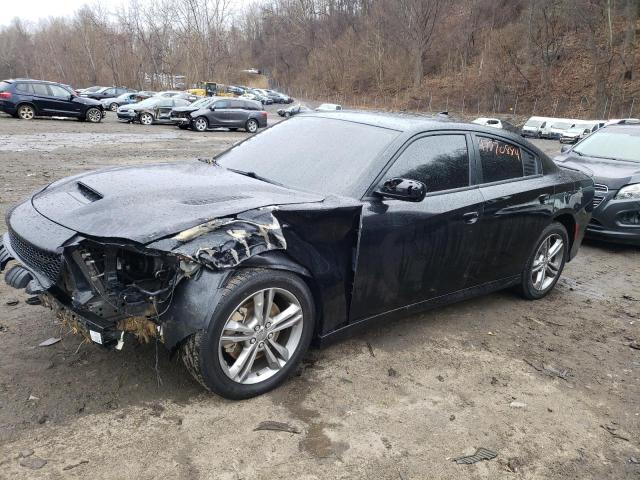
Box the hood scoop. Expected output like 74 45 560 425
76 182 103 202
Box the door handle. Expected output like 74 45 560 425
538 193 550 203
462 211 480 224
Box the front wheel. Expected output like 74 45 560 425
180 268 315 399
109 102 118 112
139 112 154 125
245 118 259 133
193 116 208 132
518 222 568 300
86 107 102 123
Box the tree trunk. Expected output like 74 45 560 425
413 49 423 88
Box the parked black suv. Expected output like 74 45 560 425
0 79 105 122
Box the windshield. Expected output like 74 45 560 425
216 117 400 197
569 124 590 131
551 122 572 130
573 127 640 163
189 97 214 108
133 98 158 108
525 119 543 127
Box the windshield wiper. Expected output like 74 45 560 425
228 168 279 186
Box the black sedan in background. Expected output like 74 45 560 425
555 124 640 245
277 103 311 117
1 112 593 399
176 97 266 132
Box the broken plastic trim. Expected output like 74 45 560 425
151 208 287 270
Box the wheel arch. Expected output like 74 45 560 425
552 211 577 254
16 102 38 115
163 253 324 353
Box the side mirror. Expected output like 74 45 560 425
560 145 570 153
209 106 216 111
376 178 427 202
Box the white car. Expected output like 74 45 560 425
472 117 504 129
315 103 342 112
605 118 640 126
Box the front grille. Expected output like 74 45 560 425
8 228 62 283
593 183 608 208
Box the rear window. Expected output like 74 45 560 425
15 83 33 93
0 81 11 92
477 136 541 182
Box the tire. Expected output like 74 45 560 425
284 112 291 118
193 116 208 132
180 268 315 399
139 112 154 125
518 222 568 300
86 107 102 123
17 104 35 120
109 102 118 112
245 118 259 133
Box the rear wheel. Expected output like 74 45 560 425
193 117 208 132
17 104 35 120
180 268 315 399
519 222 568 300
109 102 118 112
86 107 102 123
245 118 259 133
139 112 154 125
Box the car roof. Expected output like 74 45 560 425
601 124 640 135
4 78 63 85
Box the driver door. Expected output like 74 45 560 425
350 132 485 321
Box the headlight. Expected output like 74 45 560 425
615 183 640 200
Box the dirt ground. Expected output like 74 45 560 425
0 110 638 480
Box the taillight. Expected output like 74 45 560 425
261 111 267 117
0 92 11 99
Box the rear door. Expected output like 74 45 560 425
30 83 54 114
350 132 485 321
470 134 555 283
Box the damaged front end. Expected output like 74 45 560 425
1 203 286 350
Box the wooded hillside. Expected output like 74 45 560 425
1 0 638 118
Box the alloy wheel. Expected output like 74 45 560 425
218 288 304 385
87 108 102 123
531 233 564 291
194 117 208 132
140 113 153 125
18 105 35 120
110 103 118 111
246 119 258 133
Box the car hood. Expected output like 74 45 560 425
74 96 102 106
171 106 200 113
30 161 324 244
555 153 640 189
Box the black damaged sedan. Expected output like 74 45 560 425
1 112 594 399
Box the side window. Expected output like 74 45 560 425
104 88 116 96
15 83 33 94
487 119 499 125
158 100 172 108
49 85 71 98
32 83 49 96
383 134 470 193
477 136 540 182
229 100 244 109
215 100 230 109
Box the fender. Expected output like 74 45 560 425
161 268 232 351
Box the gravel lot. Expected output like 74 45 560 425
0 110 639 479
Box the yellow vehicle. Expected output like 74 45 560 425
186 82 234 97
